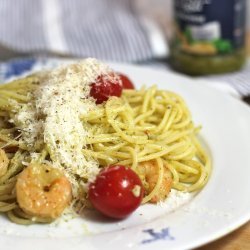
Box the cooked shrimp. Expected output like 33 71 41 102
0 148 9 177
137 160 172 203
16 164 72 219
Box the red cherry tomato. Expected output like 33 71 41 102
88 165 144 219
118 73 135 89
90 73 122 104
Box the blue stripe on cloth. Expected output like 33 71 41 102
0 0 47 52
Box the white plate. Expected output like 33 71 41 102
1 61 250 250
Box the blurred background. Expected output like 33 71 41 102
0 1 250 247
0 0 250 97
0 0 249 60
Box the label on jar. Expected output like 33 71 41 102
174 0 246 55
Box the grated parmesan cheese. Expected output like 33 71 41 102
13 58 116 195
158 189 194 213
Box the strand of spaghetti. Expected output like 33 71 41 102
0 151 25 183
82 149 116 164
121 96 136 117
0 133 19 145
166 161 180 184
145 144 167 151
162 109 178 132
147 116 160 123
186 162 208 192
105 119 135 130
0 98 9 107
35 148 48 163
125 96 143 103
192 135 211 174
93 142 126 152
118 141 186 165
0 134 26 151
134 108 155 124
158 129 194 142
105 100 149 144
0 128 17 134
180 175 200 183
108 121 148 144
80 108 105 121
170 160 200 175
172 116 192 129
108 151 131 159
0 90 30 102
0 193 16 201
10 208 54 224
0 175 16 185
0 111 8 116
177 172 193 181
132 145 139 170
139 141 187 162
119 123 149 133
0 76 38 90
0 202 17 212
7 210 34 225
191 136 212 184
86 135 119 144
152 108 172 133
121 109 135 130
167 145 195 160
123 146 138 170
141 86 157 113
173 104 186 123
133 124 156 131
174 160 208 192
0 184 15 195
123 88 145 96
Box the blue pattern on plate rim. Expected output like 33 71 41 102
141 227 175 244
0 58 74 82
0 58 39 81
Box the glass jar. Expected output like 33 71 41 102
169 0 247 76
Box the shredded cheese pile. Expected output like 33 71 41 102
13 58 115 194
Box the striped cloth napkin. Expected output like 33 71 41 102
0 0 167 62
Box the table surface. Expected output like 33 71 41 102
198 222 250 250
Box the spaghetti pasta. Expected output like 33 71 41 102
83 86 211 193
0 61 211 225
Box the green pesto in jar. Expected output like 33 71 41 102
170 47 246 76
170 0 247 76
